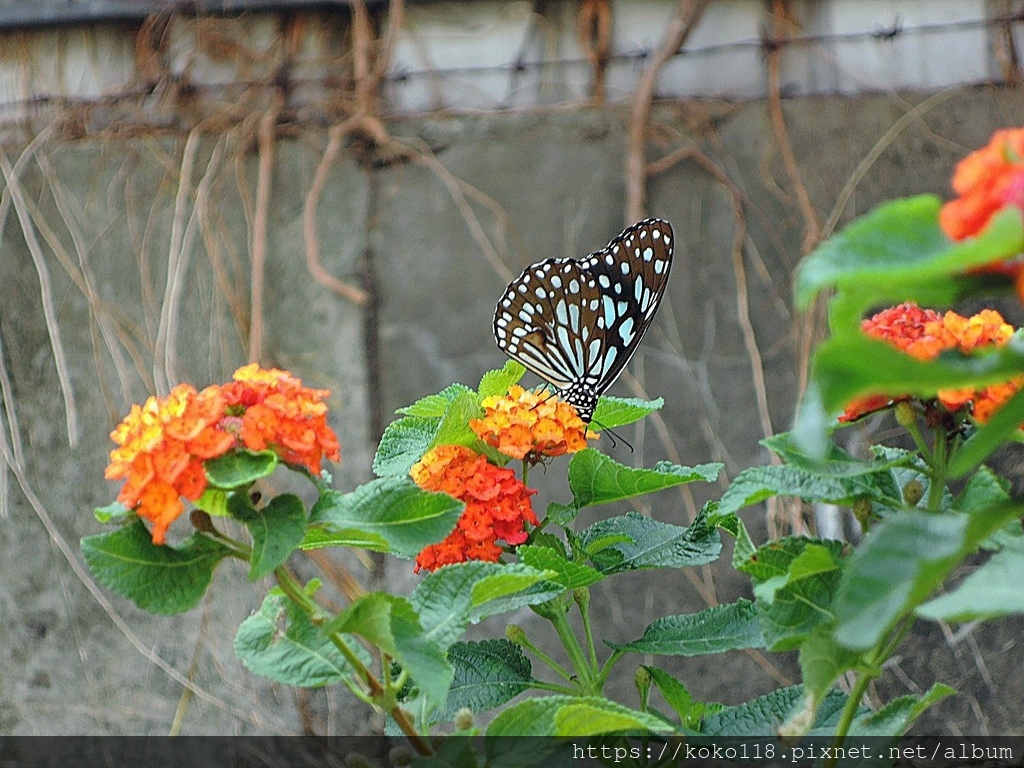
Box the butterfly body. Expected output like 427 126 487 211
493 218 674 423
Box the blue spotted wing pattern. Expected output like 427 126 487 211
493 218 673 423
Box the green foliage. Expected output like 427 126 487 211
309 477 463 559
83 182 1024 747
440 640 533 721
81 520 231 615
235 587 368 687
575 508 721 573
205 449 278 488
609 600 765 656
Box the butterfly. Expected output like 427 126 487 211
493 218 673 424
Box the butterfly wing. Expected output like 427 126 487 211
493 218 673 420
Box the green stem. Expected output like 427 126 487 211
902 411 933 464
926 427 949 512
515 629 576 683
596 649 625 687
529 680 581 695
549 609 598 692
824 667 875 768
580 598 599 670
273 567 432 754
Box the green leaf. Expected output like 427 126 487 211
568 449 721 509
397 383 475 417
387 599 454 712
702 686 850 737
717 462 904 518
591 396 664 429
797 625 865 720
955 465 1011 512
834 503 1024 650
326 591 452 711
373 416 440 477
949 386 1024 478
310 477 462 559
486 695 671 736
609 599 764 656
81 520 231 615
741 538 845 651
577 509 721 574
806 332 1024 421
244 493 307 580
194 487 229 517
93 501 133 524
848 683 955 737
439 639 533 722
234 589 361 687
298 527 389 552
517 545 604 589
429 391 484 450
411 562 562 651
644 666 707 729
917 538 1024 621
204 449 278 488
794 196 1024 310
478 361 525 398
762 432 923 478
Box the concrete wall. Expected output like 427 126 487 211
2 87 1024 734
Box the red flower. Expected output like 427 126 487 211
410 445 538 572
939 128 1024 301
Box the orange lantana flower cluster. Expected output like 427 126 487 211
470 385 593 463
106 365 340 544
841 303 1022 423
939 128 1024 301
410 444 538 572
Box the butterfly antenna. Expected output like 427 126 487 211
590 419 633 453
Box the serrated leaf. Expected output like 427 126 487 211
577 509 721 574
717 463 904 518
429 391 484 450
397 383 475 417
644 666 704 729
517 545 603 589
847 683 954 737
795 196 1024 310
245 493 307 580
763 432 923 478
591 396 664 429
373 416 440 477
81 520 231 615
412 562 562 651
486 695 671 736
569 449 721 509
546 502 578 526
234 589 361 687
204 449 278 488
742 538 845 651
834 503 1024 650
479 361 525 398
917 537 1024 621
609 599 764 656
309 477 462 559
702 686 851 737
439 639 533 722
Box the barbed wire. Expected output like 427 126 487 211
0 9 1020 119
